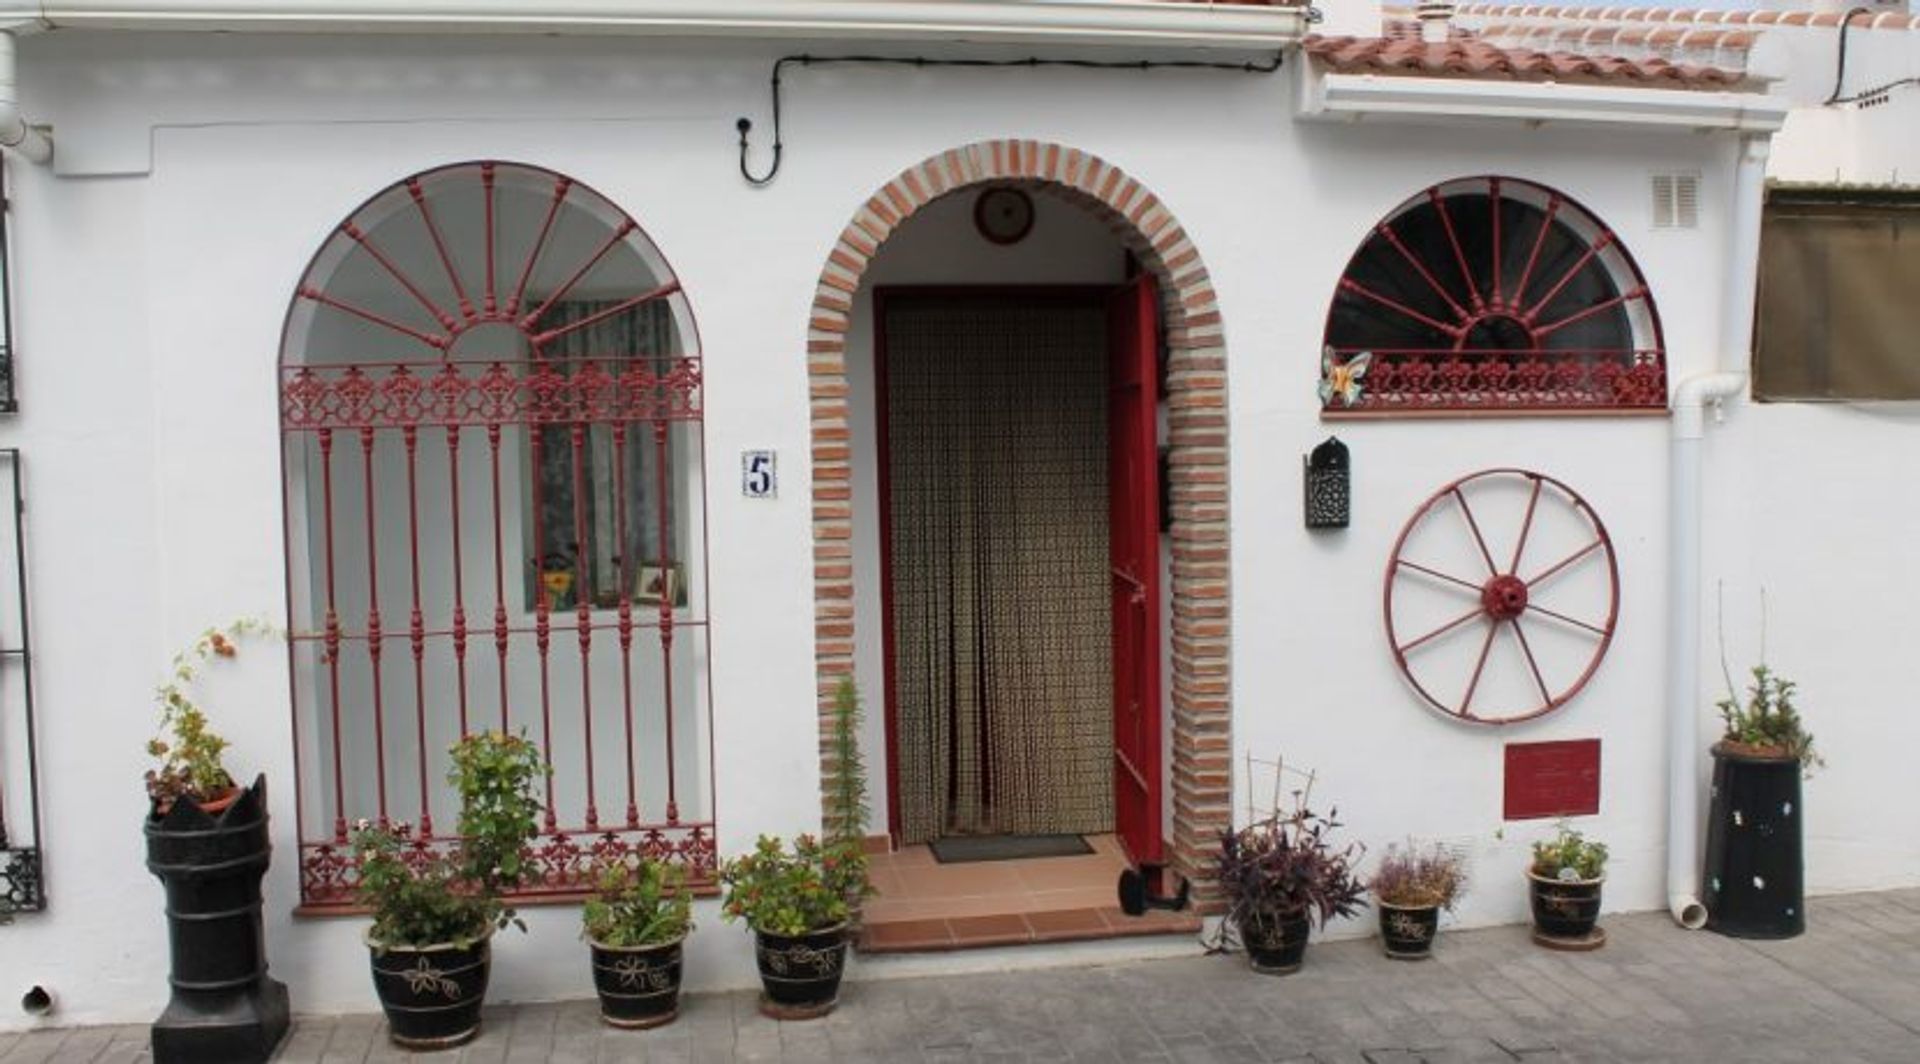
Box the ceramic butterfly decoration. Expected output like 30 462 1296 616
1318 347 1372 407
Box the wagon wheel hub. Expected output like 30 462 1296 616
1481 574 1529 621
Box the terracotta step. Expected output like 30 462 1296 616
858 905 1200 954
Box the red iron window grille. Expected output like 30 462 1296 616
1322 176 1666 416
279 161 715 909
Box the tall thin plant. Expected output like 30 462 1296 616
824 677 874 919
826 677 870 845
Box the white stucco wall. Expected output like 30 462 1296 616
0 25 1911 1030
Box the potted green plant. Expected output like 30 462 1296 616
146 620 274 814
1527 821 1608 950
143 620 289 1063
581 858 693 1029
720 832 869 1019
1213 798 1366 975
353 730 546 1049
1705 663 1818 939
1370 841 1467 960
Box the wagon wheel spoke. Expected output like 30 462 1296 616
1459 622 1499 721
1509 619 1553 707
1525 602 1609 638
1525 538 1603 590
1508 475 1543 574
1399 606 1487 655
1451 488 1500 575
1396 558 1483 595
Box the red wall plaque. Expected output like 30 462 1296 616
1504 739 1601 820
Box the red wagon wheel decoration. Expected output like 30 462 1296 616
1384 469 1619 725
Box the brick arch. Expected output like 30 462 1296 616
807 139 1231 903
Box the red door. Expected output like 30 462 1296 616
1108 275 1163 868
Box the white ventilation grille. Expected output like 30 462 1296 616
1652 173 1701 229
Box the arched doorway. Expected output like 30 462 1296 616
806 141 1231 906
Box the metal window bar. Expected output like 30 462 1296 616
0 449 43 917
0 161 17 414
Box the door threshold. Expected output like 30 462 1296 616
856 834 1199 954
859 903 1198 954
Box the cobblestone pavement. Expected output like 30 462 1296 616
5 889 1918 1063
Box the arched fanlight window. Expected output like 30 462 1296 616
1321 177 1665 415
279 161 715 908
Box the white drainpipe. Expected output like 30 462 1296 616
0 30 50 163
1666 131 1769 929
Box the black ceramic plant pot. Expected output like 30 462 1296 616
367 933 492 1049
1703 744 1805 940
752 924 847 1019
1527 871 1605 950
1377 900 1441 960
1238 908 1311 975
145 775 290 1064
588 936 686 1029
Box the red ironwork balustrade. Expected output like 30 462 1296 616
1325 347 1667 413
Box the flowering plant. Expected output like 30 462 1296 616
582 859 693 948
720 834 871 937
1371 841 1468 910
353 730 548 948
145 619 275 808
1529 821 1607 883
1216 801 1367 932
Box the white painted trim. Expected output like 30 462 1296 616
1297 68 1792 132
0 1 1307 47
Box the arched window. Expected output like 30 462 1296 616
1322 177 1665 415
279 162 714 908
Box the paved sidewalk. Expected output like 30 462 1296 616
6 888 1919 1063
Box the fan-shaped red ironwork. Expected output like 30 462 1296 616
1324 176 1665 414
1384 469 1619 725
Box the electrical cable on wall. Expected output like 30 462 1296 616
735 52 1285 187
1826 7 1920 108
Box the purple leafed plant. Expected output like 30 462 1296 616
1216 801 1367 933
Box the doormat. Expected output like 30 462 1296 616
928 834 1092 864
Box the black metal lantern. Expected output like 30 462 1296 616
1304 436 1350 529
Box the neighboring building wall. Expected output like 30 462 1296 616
6 22 1912 1030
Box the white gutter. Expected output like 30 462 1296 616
1664 131 1769 930
1297 69 1790 132
0 1 1309 48
0 29 49 162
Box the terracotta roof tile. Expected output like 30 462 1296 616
1302 33 1749 90
1433 3 1920 33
